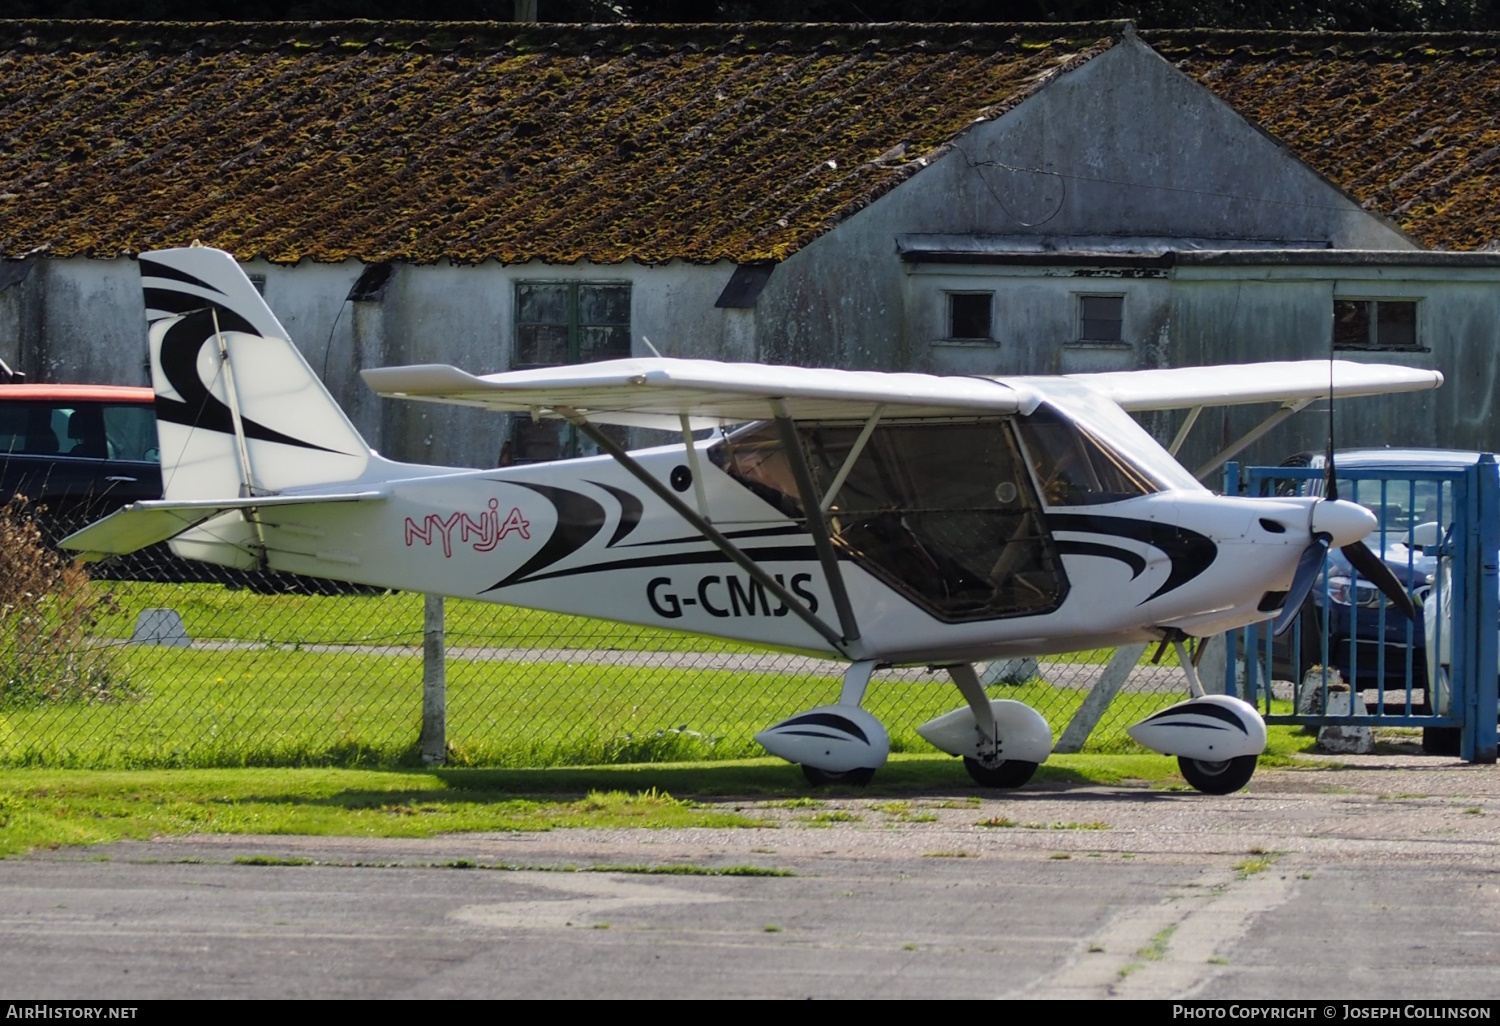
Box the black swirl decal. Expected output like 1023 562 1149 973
1052 539 1147 580
485 482 608 590
152 306 353 456
1049 513 1217 603
139 258 224 295
586 480 644 547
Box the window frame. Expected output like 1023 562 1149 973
508 280 633 462
1332 298 1423 352
1075 293 1125 344
513 280 633 370
944 290 995 342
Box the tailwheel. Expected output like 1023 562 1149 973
1177 754 1258 795
801 765 876 788
962 756 1038 789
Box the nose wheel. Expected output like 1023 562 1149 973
962 755 1039 789
802 765 877 787
1177 754 1258 795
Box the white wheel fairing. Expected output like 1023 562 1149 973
916 699 1053 763
1127 695 1267 761
755 705 890 772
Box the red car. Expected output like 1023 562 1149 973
0 382 164 539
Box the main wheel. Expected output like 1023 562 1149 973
801 765 876 787
962 756 1038 789
1177 754 1258 795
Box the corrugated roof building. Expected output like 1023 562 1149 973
1 20 1495 466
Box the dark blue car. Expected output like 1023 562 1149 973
1276 449 1461 695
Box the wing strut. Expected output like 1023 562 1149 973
1167 406 1202 457
771 401 861 647
561 408 859 658
819 405 883 512
1192 398 1315 481
678 413 711 519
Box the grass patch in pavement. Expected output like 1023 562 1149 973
0 734 1323 857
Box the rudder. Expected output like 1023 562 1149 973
140 245 373 568
141 245 371 501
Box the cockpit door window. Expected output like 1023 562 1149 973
712 418 1068 622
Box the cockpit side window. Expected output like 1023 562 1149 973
1013 403 1163 507
710 418 1068 622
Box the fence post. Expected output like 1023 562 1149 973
421 593 446 766
1053 643 1149 753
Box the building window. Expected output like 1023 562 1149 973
247 273 266 296
1333 299 1419 351
1077 294 1124 342
515 282 632 368
509 281 633 462
947 292 993 340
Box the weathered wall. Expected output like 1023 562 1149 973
755 33 1413 372
20 254 739 467
1164 263 1487 472
906 264 1168 377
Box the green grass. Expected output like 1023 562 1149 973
0 640 1221 768
0 741 1326 857
2 577 1319 771
0 768 771 857
91 582 757 653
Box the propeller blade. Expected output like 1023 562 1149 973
1273 534 1331 635
1341 539 1418 621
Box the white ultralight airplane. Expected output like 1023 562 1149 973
64 246 1443 794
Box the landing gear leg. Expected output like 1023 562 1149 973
1174 639 1206 699
948 663 1039 789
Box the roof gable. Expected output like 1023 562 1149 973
0 20 1114 265
1149 29 1500 251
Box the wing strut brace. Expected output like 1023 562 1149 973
771 401 862 648
1192 397 1316 482
561 408 864 659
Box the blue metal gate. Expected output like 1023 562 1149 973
1223 456 1499 763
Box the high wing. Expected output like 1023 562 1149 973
1059 360 1443 411
360 358 1042 427
1036 359 1443 478
362 357 1441 427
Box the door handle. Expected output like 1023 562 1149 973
104 476 138 483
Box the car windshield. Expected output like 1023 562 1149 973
1328 476 1451 540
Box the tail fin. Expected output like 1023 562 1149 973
141 245 371 502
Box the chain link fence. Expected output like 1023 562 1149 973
1 536 1201 769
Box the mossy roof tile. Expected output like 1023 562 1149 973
1146 28 1500 251
0 20 1111 264
6 22 1500 264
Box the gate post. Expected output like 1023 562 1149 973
1463 457 1498 763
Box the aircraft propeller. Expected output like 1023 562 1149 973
1272 362 1418 636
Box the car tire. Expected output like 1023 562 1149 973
1423 727 1461 756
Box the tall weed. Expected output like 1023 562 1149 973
0 497 135 706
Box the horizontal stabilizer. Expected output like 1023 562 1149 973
60 492 385 560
